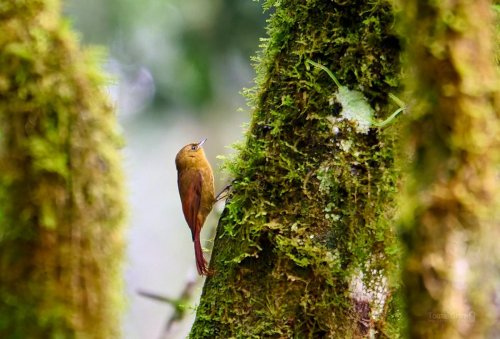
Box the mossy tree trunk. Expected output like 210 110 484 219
0 1 125 338
398 0 500 337
191 1 402 337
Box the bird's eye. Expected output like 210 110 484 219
190 145 197 151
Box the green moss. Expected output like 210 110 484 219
0 1 126 338
191 0 402 337
397 1 500 337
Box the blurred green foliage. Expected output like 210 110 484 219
64 0 266 113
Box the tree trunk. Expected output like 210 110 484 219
398 0 500 337
191 1 402 337
0 1 126 338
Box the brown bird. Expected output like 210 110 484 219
175 138 215 275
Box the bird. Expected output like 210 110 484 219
175 138 215 275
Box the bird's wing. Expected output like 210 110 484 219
178 169 202 240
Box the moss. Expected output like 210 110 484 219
398 0 500 337
0 1 125 338
191 0 402 337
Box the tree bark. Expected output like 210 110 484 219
191 1 402 337
0 1 126 338
398 0 500 337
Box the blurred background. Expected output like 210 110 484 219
63 1 266 338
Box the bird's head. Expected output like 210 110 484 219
175 138 208 170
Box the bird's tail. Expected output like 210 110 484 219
194 231 208 275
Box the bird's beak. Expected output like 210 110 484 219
197 138 207 150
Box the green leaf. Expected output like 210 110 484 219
306 59 373 133
306 59 406 131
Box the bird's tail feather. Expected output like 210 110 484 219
194 231 208 275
